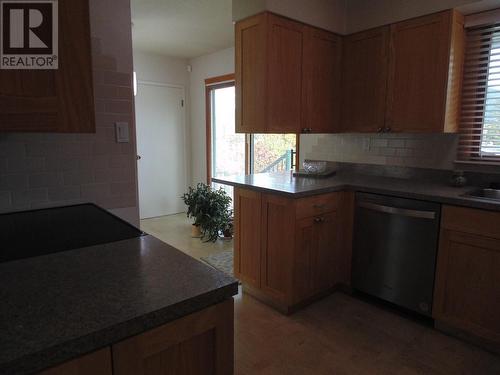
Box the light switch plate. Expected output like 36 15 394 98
115 122 129 143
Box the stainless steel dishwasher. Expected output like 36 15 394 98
351 192 441 317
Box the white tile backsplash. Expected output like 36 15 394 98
300 133 459 170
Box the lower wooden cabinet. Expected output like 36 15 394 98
112 299 234 375
39 348 112 375
38 300 234 375
434 206 500 352
233 189 262 288
260 194 295 305
294 212 339 303
234 188 352 312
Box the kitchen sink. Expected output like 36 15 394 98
464 188 500 201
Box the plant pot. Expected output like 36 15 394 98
220 229 233 241
191 224 202 238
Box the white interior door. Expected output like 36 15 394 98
135 82 186 219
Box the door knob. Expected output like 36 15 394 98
136 155 141 160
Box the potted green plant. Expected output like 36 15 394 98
181 183 206 237
181 183 232 242
220 210 234 240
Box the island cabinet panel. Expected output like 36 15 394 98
234 187 351 312
112 299 234 375
234 188 262 287
385 10 464 133
235 12 341 134
39 348 112 375
341 27 389 133
434 206 500 352
302 27 342 133
0 0 95 133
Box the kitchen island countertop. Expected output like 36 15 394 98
0 235 238 374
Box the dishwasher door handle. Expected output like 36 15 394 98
358 201 436 220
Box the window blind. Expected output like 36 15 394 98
459 22 500 162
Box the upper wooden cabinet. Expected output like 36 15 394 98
342 10 464 133
341 27 390 133
235 12 341 134
386 10 465 133
236 9 465 134
302 27 342 133
0 0 95 133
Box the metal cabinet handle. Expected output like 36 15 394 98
377 127 383 133
314 217 325 223
358 202 436 220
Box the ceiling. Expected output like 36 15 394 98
131 0 234 59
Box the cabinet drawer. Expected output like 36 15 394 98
295 193 339 219
442 205 500 240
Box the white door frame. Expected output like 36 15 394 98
135 80 188 216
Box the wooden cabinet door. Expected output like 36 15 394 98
260 194 295 304
386 11 453 133
234 188 262 287
341 27 389 133
235 13 267 133
113 300 234 375
266 14 304 133
434 230 500 345
294 211 338 302
0 0 95 133
311 212 338 294
302 26 342 133
39 348 112 375
294 216 316 303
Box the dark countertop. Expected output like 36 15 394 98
213 172 500 212
0 235 238 375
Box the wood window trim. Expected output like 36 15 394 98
205 74 235 184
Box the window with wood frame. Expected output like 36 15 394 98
205 75 299 185
459 16 500 162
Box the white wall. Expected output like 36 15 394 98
188 47 235 185
133 51 189 87
345 0 485 33
233 0 497 35
266 0 347 33
232 0 347 34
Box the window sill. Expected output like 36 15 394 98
454 159 500 166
